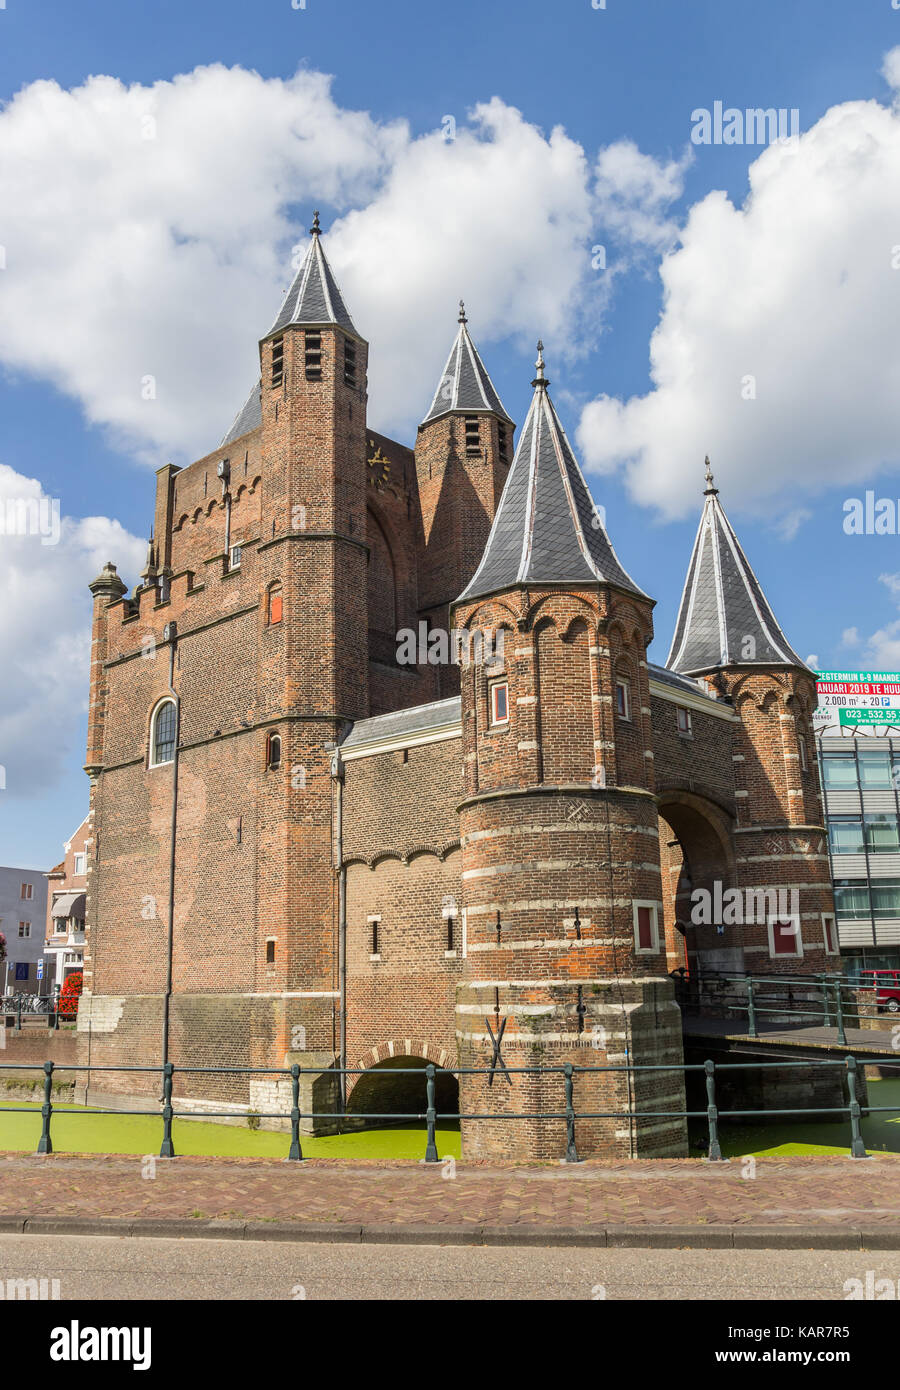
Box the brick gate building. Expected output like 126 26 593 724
80 217 835 1157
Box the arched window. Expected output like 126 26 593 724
266 732 282 770
267 582 283 625
150 699 177 767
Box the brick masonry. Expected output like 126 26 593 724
79 273 839 1157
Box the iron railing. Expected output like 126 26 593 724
1 995 63 1030
676 970 900 1045
0 1054 893 1164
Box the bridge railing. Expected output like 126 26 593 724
0 1053 894 1165
676 970 896 1044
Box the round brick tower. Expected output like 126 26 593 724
452 346 687 1161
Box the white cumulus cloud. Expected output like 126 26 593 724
577 51 900 519
0 464 144 797
0 65 688 459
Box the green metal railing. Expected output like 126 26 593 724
0 1053 893 1164
680 970 898 1045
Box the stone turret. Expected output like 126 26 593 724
452 346 686 1160
667 461 831 974
415 304 515 692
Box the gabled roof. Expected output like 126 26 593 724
421 303 512 426
667 460 809 676
268 211 359 338
456 344 647 605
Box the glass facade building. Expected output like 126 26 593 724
817 732 900 982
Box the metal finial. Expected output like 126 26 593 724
458 299 467 324
532 339 549 389
311 210 321 236
704 454 718 495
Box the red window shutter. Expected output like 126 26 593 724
270 593 283 625
773 920 797 955
637 906 653 950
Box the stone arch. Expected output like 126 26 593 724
656 789 737 978
525 592 595 632
347 1046 459 1121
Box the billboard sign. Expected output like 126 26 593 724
814 671 900 733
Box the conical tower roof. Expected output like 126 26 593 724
220 212 359 446
421 302 512 427
456 344 647 604
666 459 808 675
268 210 360 337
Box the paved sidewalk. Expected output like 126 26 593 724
2 1152 900 1246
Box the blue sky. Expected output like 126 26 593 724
3 0 900 866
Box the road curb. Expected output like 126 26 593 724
5 1215 900 1248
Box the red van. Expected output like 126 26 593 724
861 970 900 1012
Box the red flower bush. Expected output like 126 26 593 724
58 971 83 1020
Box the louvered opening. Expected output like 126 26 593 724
305 330 322 381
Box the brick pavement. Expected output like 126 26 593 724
1 1152 900 1234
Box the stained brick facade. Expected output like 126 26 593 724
79 222 835 1157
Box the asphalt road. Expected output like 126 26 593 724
0 1234 893 1300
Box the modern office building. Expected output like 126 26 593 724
816 672 900 981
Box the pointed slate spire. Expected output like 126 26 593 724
268 210 360 337
220 212 360 446
421 305 512 426
667 458 808 675
457 344 647 604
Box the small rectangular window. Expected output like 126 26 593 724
497 422 508 462
229 545 242 570
368 917 380 956
464 416 480 456
18 922 30 938
676 707 692 736
343 337 357 388
305 330 322 381
490 679 509 726
269 589 283 625
20 883 32 900
632 901 658 954
271 335 284 388
822 913 838 956
265 939 275 964
769 916 803 958
73 853 87 876
615 681 631 721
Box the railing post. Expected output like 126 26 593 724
820 974 831 1028
424 1064 439 1163
36 1061 54 1155
835 982 848 1047
746 978 757 1038
705 1059 723 1161
846 1055 868 1158
159 1061 175 1158
15 997 21 1033
564 1062 580 1163
287 1063 303 1161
